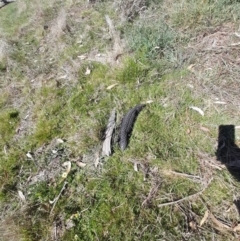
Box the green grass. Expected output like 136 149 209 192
124 20 176 59
1 0 240 240
168 0 240 31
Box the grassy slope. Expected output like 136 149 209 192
1 0 240 240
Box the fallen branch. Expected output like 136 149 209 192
162 170 202 182
50 181 68 216
158 178 213 208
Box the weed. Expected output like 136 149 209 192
124 20 176 60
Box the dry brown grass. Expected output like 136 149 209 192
0 217 24 241
184 23 240 121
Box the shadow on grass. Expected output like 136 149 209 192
216 125 240 181
234 199 240 217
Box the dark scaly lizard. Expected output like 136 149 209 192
119 104 145 150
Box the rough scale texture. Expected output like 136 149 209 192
119 104 145 150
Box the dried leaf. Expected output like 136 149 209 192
234 32 240 38
49 199 55 204
189 106 204 116
189 221 197 230
225 205 232 213
56 138 64 144
187 64 196 73
145 100 154 104
85 67 91 75
58 74 67 80
18 190 26 202
76 161 86 168
3 145 7 155
187 84 194 89
200 126 210 132
94 156 100 168
106 83 118 90
26 151 34 160
214 101 226 105
77 55 87 60
230 42 240 46
200 210 209 226
133 163 138 172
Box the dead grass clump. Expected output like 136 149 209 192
184 23 240 119
0 217 23 241
0 39 8 62
188 24 240 70
114 0 149 22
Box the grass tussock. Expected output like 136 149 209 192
1 0 240 240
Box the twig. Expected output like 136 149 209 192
158 178 213 208
50 181 68 216
163 170 202 182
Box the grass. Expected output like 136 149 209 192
1 0 240 240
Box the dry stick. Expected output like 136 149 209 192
163 170 201 181
158 178 213 208
50 181 68 216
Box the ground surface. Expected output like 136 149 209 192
1 0 240 240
